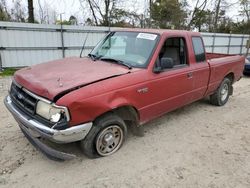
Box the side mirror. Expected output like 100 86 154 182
161 57 174 69
154 57 174 73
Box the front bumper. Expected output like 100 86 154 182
4 95 93 160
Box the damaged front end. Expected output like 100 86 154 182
4 81 92 161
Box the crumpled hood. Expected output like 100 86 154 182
14 57 131 101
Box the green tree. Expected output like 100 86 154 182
110 9 142 27
237 0 250 34
56 20 72 25
69 15 77 25
216 17 233 33
190 8 213 31
80 0 142 27
151 0 188 29
0 0 11 21
188 0 208 30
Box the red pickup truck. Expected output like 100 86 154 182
5 29 245 160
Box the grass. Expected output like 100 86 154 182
0 68 18 77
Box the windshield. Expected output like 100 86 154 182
90 31 159 68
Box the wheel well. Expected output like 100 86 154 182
94 106 140 125
93 106 143 136
225 72 234 95
225 72 234 83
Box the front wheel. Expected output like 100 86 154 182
210 77 232 106
80 114 127 158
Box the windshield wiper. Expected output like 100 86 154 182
100 57 132 69
88 53 99 61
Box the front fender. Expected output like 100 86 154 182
59 92 138 126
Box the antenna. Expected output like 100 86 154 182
80 32 89 58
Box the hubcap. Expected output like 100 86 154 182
220 83 229 101
96 125 123 156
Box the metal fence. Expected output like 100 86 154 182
0 21 249 68
0 22 110 68
202 32 250 55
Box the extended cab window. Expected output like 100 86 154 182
192 37 206 62
156 37 187 70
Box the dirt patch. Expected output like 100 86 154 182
1 76 250 188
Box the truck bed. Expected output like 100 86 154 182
205 53 245 96
206 53 234 60
206 53 244 81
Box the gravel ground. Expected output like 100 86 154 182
0 76 250 188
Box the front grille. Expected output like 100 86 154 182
10 82 38 115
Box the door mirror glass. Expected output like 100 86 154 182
161 57 174 69
153 57 174 73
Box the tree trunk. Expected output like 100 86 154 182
87 0 98 25
214 0 221 32
104 0 110 26
188 0 200 30
149 0 152 28
28 0 34 23
188 0 207 30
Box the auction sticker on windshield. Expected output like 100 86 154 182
137 33 157 40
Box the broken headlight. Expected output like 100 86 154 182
36 100 70 123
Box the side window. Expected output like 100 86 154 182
192 37 206 62
156 37 188 69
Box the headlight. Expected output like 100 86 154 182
36 100 69 123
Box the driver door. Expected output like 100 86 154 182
139 36 195 122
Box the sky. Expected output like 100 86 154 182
7 0 243 24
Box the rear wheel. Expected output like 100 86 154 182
210 77 232 106
80 114 127 158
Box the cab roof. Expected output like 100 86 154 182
113 28 201 37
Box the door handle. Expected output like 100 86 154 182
187 72 193 78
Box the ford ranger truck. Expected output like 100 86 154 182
4 29 245 160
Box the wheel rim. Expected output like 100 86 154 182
96 125 123 156
220 83 229 101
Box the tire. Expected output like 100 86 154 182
210 77 232 106
80 114 127 158
243 72 250 76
